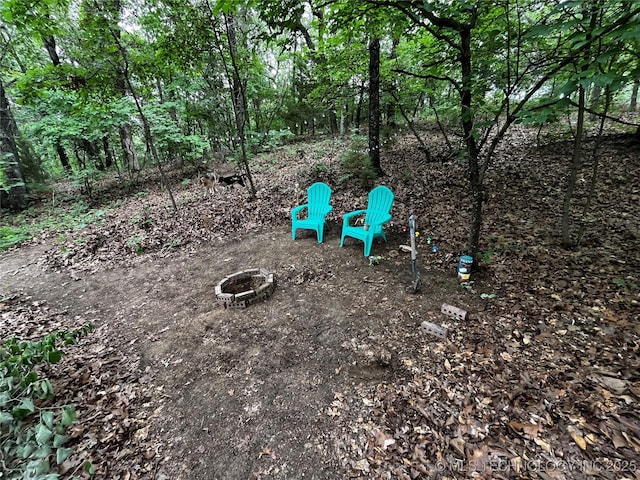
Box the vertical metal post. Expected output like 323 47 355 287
409 215 421 292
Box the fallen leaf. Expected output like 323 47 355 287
592 375 627 395
567 425 587 450
534 438 551 452
501 352 513 361
450 437 465 456
509 421 541 438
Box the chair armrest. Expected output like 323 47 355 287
370 213 392 226
342 209 366 225
291 204 308 218
320 205 334 215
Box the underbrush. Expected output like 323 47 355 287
1 324 94 479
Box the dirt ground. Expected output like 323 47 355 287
2 222 477 479
1 130 639 479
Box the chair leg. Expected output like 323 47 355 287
317 227 323 243
292 227 297 240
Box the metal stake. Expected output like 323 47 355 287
409 215 421 292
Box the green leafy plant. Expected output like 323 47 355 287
478 248 495 264
0 225 31 251
614 278 638 290
339 140 377 188
126 235 145 254
0 324 94 479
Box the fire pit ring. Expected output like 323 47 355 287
215 268 276 309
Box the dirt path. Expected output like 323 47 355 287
1 226 473 479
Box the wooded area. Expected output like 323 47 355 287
1 2 640 478
1 0 639 257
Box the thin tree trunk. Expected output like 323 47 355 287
368 37 383 176
631 79 639 111
562 0 600 248
107 0 140 173
390 90 431 160
119 124 140 172
355 86 364 133
460 26 483 261
221 11 257 198
41 33 73 174
102 136 114 169
0 77 27 211
385 38 399 127
562 84 586 248
589 84 601 119
55 142 73 174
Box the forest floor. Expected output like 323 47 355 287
1 127 639 480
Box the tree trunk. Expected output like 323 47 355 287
55 141 73 174
460 26 483 261
562 0 599 248
631 79 639 111
110 1 140 173
355 86 364 133
0 78 27 211
368 37 383 176
562 85 586 248
102 5 177 213
82 139 104 171
385 38 399 127
329 110 338 135
102 136 114 169
589 84 601 120
119 124 140 172
223 12 257 198
41 33 73 175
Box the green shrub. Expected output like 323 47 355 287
339 141 377 188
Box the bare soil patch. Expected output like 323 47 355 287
1 130 639 479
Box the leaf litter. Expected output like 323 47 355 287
1 128 638 479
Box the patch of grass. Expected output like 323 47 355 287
0 202 108 252
0 225 32 251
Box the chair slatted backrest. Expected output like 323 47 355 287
307 182 332 217
364 186 394 225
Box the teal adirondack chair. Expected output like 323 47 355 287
291 182 333 243
340 186 394 256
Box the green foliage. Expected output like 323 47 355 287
0 323 94 480
614 278 638 290
477 248 495 264
1 202 106 252
247 129 294 152
0 225 32 250
126 235 145 255
339 137 377 187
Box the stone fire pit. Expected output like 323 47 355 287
215 268 276 309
